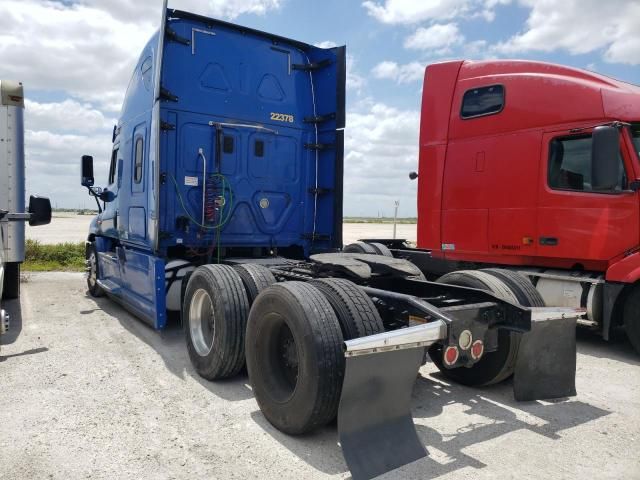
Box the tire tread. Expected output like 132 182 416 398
309 278 384 339
185 264 249 380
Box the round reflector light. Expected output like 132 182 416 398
471 340 484 360
458 330 472 350
444 346 459 366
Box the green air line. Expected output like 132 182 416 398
169 173 234 230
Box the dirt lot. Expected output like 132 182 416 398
1 272 638 480
25 213 94 244
26 213 417 245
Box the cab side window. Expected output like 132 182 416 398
548 135 626 192
461 85 505 119
134 137 143 184
108 148 119 185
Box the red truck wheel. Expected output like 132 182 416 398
368 242 393 257
343 241 377 254
431 270 540 386
623 286 640 354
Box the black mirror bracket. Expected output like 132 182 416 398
86 185 104 214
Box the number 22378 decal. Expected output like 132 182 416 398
270 112 294 123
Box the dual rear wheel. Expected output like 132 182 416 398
183 264 383 434
183 263 542 432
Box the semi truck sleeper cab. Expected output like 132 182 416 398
402 60 640 353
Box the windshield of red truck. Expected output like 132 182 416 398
631 123 640 159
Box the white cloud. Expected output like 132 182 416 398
493 0 640 65
372 61 425 84
344 101 419 216
314 40 338 49
25 129 113 209
404 23 464 52
362 0 472 24
201 0 281 19
25 99 115 135
0 1 155 112
80 0 281 22
346 56 367 93
362 0 509 24
479 0 512 21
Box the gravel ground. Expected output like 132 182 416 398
25 213 417 245
1 272 639 480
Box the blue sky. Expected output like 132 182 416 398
0 0 638 216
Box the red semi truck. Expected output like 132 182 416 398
365 60 640 353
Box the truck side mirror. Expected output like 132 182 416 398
409 171 418 180
28 195 52 226
592 126 620 190
81 155 94 187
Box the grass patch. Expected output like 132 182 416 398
23 240 85 272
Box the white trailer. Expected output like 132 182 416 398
0 80 51 341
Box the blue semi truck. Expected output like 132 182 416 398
80 5 582 479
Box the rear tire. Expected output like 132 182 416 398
233 264 276 306
343 241 377 254
430 270 531 386
183 265 249 380
481 268 545 307
2 262 20 299
623 285 640 354
368 242 393 257
309 278 384 340
246 282 344 434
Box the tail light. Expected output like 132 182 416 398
471 340 484 360
444 346 459 366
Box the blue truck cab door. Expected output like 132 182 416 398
116 119 167 329
116 122 149 246
96 145 123 287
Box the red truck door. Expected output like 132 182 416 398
537 128 639 264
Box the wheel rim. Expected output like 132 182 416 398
88 252 97 288
189 288 215 356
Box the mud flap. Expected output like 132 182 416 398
513 314 577 401
338 348 427 480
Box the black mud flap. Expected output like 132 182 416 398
338 348 427 480
513 315 577 401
